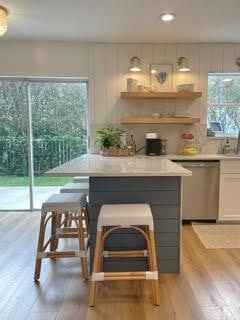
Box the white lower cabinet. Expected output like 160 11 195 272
219 160 240 221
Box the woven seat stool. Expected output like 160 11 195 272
73 176 89 183
34 193 89 281
60 182 89 196
89 203 160 306
60 183 90 229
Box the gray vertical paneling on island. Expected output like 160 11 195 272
89 176 181 273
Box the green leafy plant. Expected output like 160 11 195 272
95 125 125 148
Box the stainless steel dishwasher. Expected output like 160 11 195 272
175 161 220 220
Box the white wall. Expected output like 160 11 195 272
1 40 240 153
0 40 90 77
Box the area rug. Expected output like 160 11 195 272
192 223 240 249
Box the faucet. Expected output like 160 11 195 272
236 130 240 155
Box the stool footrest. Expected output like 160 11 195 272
91 271 158 281
103 250 148 258
56 228 88 239
37 250 87 259
56 227 78 238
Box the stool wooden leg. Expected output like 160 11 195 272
34 211 47 281
55 213 62 250
50 212 58 251
148 229 160 306
99 227 105 272
63 213 69 227
146 227 156 303
84 203 90 235
89 230 103 307
74 215 89 280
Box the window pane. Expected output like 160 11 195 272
30 81 88 209
0 80 30 210
208 74 240 135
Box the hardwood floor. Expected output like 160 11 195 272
0 213 240 320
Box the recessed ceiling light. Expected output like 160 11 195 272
160 13 176 22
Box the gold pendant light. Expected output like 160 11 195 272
0 5 8 37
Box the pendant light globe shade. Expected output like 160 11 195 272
129 56 141 72
0 6 7 37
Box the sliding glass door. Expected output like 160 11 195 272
30 81 88 209
0 79 88 211
0 80 31 210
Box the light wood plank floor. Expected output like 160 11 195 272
0 213 240 320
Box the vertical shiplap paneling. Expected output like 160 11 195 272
138 44 153 117
176 45 192 85
188 45 201 118
93 44 107 126
165 44 177 88
223 45 236 72
139 44 153 88
126 44 144 117
117 44 131 121
90 42 240 153
175 45 191 116
105 44 119 124
152 44 166 64
152 44 170 116
199 44 211 123
234 44 240 72
210 45 224 72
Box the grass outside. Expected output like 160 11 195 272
0 176 72 187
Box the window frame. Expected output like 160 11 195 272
207 72 240 138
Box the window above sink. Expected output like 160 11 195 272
208 73 240 137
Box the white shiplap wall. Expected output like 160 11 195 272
89 43 240 153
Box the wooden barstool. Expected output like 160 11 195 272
34 193 89 281
89 203 160 306
60 183 90 230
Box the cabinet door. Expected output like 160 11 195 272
219 174 240 221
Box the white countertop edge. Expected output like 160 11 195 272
166 154 240 160
46 154 192 177
47 171 191 177
45 153 240 178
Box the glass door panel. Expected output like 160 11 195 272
0 80 31 210
30 81 88 209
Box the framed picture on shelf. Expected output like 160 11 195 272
150 64 173 92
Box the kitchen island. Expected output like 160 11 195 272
46 154 191 273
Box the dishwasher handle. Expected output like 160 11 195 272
176 162 219 168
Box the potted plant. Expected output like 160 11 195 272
95 124 134 156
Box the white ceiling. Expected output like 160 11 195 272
2 0 240 43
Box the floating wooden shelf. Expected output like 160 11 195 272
121 116 200 124
120 91 202 99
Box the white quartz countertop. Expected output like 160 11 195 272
46 154 192 177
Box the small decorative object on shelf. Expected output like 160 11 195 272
150 64 173 92
95 124 135 157
127 78 138 92
176 83 195 92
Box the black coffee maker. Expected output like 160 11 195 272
145 133 167 156
146 133 161 156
